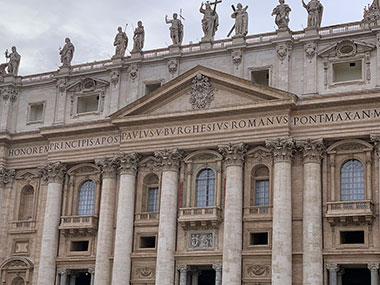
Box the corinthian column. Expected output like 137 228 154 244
297 139 325 285
266 137 295 285
154 149 183 285
37 162 66 285
112 153 140 285
94 157 118 285
218 143 247 285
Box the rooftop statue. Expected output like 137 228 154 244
200 0 221 41
302 0 323 29
132 21 145 53
113 26 128 59
363 0 380 22
230 3 248 37
166 13 184 46
3 46 21 76
272 0 292 31
60 38 75 67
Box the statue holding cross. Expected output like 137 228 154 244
229 3 249 38
200 0 221 41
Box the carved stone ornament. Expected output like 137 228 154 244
218 143 248 167
177 264 189 274
363 0 380 22
326 264 340 272
190 233 214 249
95 157 119 179
297 138 325 164
39 162 66 184
232 50 242 68
305 42 316 62
266 137 295 162
154 149 183 171
57 79 67 93
368 263 380 271
276 43 292 62
129 64 139 80
110 70 120 87
246 265 271 277
0 167 15 186
189 74 215 110
370 133 380 156
1 86 18 102
135 267 155 279
336 40 357 58
249 148 273 163
212 264 222 272
167 59 178 74
118 152 140 175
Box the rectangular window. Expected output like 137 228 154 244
145 82 161 95
28 103 44 123
140 236 156 249
250 232 269 246
70 241 89 252
255 180 269 206
147 187 159 212
77 95 99 114
340 231 365 244
333 60 362 83
251 70 270 86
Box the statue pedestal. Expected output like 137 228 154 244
111 58 124 66
200 40 213 50
304 28 319 38
276 29 292 39
131 52 143 60
58 66 72 75
169 45 181 54
232 36 246 46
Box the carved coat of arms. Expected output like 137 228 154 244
189 74 215 109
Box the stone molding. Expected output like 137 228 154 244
297 138 325 164
39 162 66 184
0 166 15 186
95 157 119 179
118 152 140 175
370 133 380 156
154 148 183 172
265 137 295 163
218 143 247 167
368 263 380 272
326 263 340 272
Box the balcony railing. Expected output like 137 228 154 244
325 200 375 225
178 206 222 229
59 215 98 237
243 206 273 221
135 212 159 226
9 220 36 234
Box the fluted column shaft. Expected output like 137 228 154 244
266 138 295 285
219 143 247 285
112 153 140 285
155 149 182 285
37 162 66 285
297 139 325 285
94 157 118 285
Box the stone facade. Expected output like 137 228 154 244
2 10 380 285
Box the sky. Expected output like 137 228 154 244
0 0 373 75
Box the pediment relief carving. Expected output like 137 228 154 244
246 146 273 162
184 150 223 163
66 77 110 93
15 170 40 181
139 156 162 171
0 257 34 270
319 40 376 59
67 163 100 176
327 139 373 154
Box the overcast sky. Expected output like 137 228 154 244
0 0 372 75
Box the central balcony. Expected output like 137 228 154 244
178 206 223 230
325 200 375 225
59 215 98 237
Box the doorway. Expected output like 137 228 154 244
342 268 370 285
75 272 91 285
198 269 215 285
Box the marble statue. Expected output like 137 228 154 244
113 26 128 58
60 38 75 66
231 3 249 37
302 0 323 29
272 0 292 31
132 21 145 53
4 46 21 76
200 1 221 41
165 13 184 46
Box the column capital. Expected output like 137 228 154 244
265 137 295 163
154 148 183 172
326 263 340 272
212 264 222 272
177 264 189 273
88 268 95 274
58 269 68 275
0 166 15 186
118 152 140 175
297 138 325 164
218 142 247 167
370 134 380 156
96 157 119 179
39 162 66 184
368 263 379 272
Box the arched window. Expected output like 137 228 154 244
340 159 364 201
253 166 270 206
11 277 25 285
195 169 215 207
77 180 96 216
18 185 34 221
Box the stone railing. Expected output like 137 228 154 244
135 211 159 226
178 206 223 229
9 220 36 234
325 200 375 225
59 215 98 237
244 205 273 216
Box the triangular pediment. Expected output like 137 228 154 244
319 40 376 58
66 77 109 93
111 65 296 120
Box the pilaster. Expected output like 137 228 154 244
154 148 183 172
266 137 295 163
218 143 247 167
0 85 18 131
297 138 325 164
